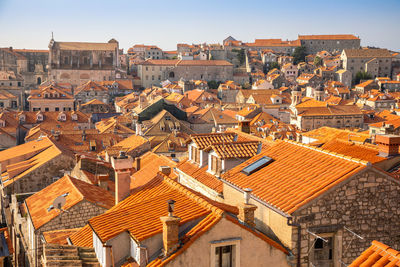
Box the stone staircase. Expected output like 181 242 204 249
42 243 100 267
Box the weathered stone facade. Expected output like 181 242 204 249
48 39 119 87
24 200 108 267
291 167 400 266
3 154 75 196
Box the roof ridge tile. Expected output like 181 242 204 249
283 139 369 166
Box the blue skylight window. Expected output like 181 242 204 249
241 156 274 175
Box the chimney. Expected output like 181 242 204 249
53 131 60 141
160 200 181 257
82 129 87 141
375 135 400 158
97 174 109 190
159 166 171 176
111 151 133 204
135 157 141 171
238 188 257 227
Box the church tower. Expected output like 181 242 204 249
314 85 325 101
291 86 302 106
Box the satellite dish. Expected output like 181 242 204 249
53 195 66 210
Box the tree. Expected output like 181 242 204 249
268 62 280 71
292 46 306 64
354 71 372 85
314 56 323 67
233 48 245 66
208 80 222 89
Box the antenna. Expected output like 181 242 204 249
51 31 54 40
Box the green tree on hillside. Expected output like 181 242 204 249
292 46 306 64
354 71 372 84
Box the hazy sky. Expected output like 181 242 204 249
0 0 399 52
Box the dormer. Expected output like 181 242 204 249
71 112 78 121
36 112 43 122
270 95 282 105
0 119 5 128
58 112 66 121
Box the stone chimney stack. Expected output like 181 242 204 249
111 151 133 204
238 188 257 227
97 174 109 191
160 200 181 257
159 166 171 176
375 135 400 158
135 157 141 171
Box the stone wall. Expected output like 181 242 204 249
301 39 360 54
4 154 75 195
292 167 400 266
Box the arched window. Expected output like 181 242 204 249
37 77 41 85
169 72 175 78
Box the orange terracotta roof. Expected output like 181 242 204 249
74 81 108 95
89 175 222 243
349 240 400 267
130 152 177 191
299 34 359 40
80 99 107 106
176 159 223 193
0 137 73 187
42 228 80 245
102 134 150 158
25 175 114 229
205 141 260 159
320 139 384 164
222 139 367 214
190 132 236 149
296 104 362 116
301 127 370 144
68 225 93 248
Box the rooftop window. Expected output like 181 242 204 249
241 156 274 175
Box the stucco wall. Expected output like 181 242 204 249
222 183 293 249
165 217 290 267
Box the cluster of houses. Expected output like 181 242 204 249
0 33 399 267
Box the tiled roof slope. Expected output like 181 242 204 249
25 175 114 229
73 174 287 263
0 137 73 187
299 34 359 40
176 159 223 193
302 127 370 144
189 132 236 149
42 228 80 245
222 139 367 214
130 152 177 191
320 139 384 164
205 141 260 159
69 225 93 248
349 240 400 266
343 48 392 58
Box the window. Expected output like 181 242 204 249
241 156 273 175
311 236 334 266
45 108 49 111
215 245 234 267
211 155 222 174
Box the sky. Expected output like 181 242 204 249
0 0 399 52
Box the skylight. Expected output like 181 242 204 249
241 156 274 175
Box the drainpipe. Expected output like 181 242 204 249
287 217 301 267
104 245 115 267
